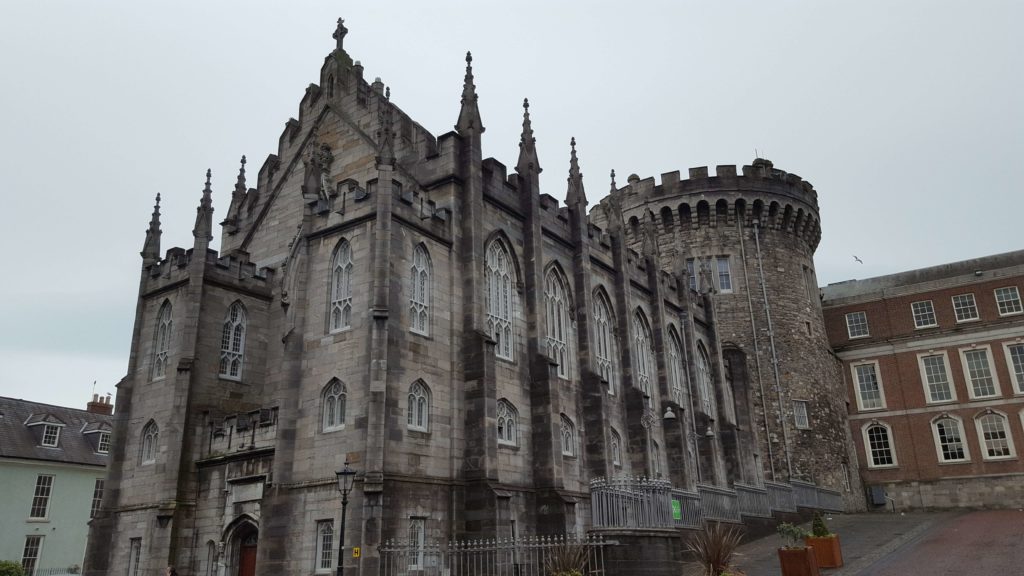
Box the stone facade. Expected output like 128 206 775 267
823 250 1024 509
85 20 858 576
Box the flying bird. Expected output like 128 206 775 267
853 255 864 264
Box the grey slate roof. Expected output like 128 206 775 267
0 396 113 467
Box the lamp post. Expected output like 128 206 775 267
335 462 357 576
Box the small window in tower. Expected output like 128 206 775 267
793 400 810 429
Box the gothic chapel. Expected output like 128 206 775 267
86 19 859 576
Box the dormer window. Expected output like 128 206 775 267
98 432 111 454
41 424 60 447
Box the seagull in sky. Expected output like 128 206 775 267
853 255 864 264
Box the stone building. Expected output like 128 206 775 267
823 250 1024 509
85 20 858 576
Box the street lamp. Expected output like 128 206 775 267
335 462 357 576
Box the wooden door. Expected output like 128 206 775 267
238 536 258 576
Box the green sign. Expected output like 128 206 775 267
671 499 682 520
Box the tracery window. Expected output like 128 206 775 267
668 329 685 405
219 302 246 380
329 239 354 333
545 268 571 378
485 239 515 360
497 399 518 446
610 428 622 467
316 521 334 572
410 245 431 336
593 291 618 395
632 311 655 398
696 344 714 414
560 414 576 457
141 421 159 464
153 302 173 379
407 381 430 432
322 379 347 432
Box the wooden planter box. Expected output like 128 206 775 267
805 534 844 568
778 546 820 576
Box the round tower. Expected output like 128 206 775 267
604 158 858 500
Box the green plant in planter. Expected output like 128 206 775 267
811 513 832 538
777 522 810 549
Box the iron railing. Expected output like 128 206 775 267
696 484 741 522
817 487 844 512
734 482 772 518
670 489 702 529
589 476 674 529
765 481 797 513
791 480 819 509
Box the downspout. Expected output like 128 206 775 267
739 221 776 482
753 222 793 478
679 309 702 485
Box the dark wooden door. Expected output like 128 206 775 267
239 541 257 576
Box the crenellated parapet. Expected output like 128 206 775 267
142 247 274 297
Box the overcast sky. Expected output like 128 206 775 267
1 1 1020 407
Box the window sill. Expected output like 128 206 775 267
914 325 939 330
323 425 346 434
955 318 980 324
997 311 1023 318
218 376 244 383
407 429 430 439
498 443 520 452
410 329 431 340
848 334 871 340
937 459 971 465
26 518 50 523
981 455 1017 462
866 465 898 471
856 406 887 413
967 394 1002 402
925 399 957 406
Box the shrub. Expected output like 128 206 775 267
777 522 810 549
686 521 746 576
811 512 832 537
543 539 589 576
0 561 25 576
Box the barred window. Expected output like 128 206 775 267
920 354 954 403
592 291 618 395
322 379 347 432
962 348 998 398
854 362 884 410
329 239 354 333
865 423 895 467
995 286 1023 316
497 399 518 446
141 421 159 464
845 311 869 338
410 245 431 336
976 413 1014 459
316 520 334 572
911 300 937 329
632 311 655 398
90 478 104 518
485 239 515 360
934 417 968 462
153 301 173 379
544 268 571 379
407 381 430 432
560 414 576 457
952 294 979 322
29 475 53 518
219 302 246 380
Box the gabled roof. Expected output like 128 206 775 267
0 396 113 467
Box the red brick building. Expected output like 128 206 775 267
822 251 1024 509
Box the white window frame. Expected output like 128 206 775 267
932 415 970 463
995 286 1023 316
974 411 1016 461
408 517 426 571
911 300 937 329
322 380 347 432
219 302 246 380
91 478 104 518
41 424 61 447
845 311 869 339
407 381 430 432
497 399 518 446
851 360 885 411
560 414 576 457
952 293 979 323
1004 342 1024 395
141 421 159 465
21 535 43 576
544 268 572 379
793 400 810 430
329 239 354 333
485 239 516 361
98 431 111 454
29 474 54 519
592 291 618 396
716 256 733 293
959 345 1001 399
315 520 334 573
862 421 897 469
152 302 172 380
610 428 622 467
410 244 431 336
917 351 956 404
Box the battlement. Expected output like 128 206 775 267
144 246 275 296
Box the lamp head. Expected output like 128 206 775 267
336 461 356 494
662 406 676 420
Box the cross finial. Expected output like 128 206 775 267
333 18 348 51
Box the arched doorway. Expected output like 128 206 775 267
223 516 259 576
238 532 258 576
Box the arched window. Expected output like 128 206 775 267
632 311 655 398
497 399 518 446
544 267 571 378
219 302 246 380
485 239 515 360
668 329 685 405
976 412 1015 459
560 414 576 456
933 416 968 462
610 428 622 467
329 239 354 333
322 379 347 432
152 302 172 380
592 290 618 395
407 381 430 432
140 421 159 465
316 521 334 571
651 439 662 477
205 541 217 576
696 344 714 414
863 422 896 468
410 245 431 336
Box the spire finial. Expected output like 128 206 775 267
141 193 163 264
385 86 390 100
333 18 348 51
566 137 586 207
234 155 247 196
456 50 484 134
516 98 540 174
193 169 214 243
610 169 617 191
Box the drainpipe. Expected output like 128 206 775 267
739 221 776 482
679 310 702 485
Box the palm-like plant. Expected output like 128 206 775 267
686 521 746 576
543 539 590 576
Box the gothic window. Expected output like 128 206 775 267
408 518 426 570
497 399 518 446
610 428 622 467
668 329 685 405
560 414 576 457
544 267 571 379
152 301 173 380
651 440 662 477
696 343 714 415
329 239 354 333
140 421 159 465
205 541 217 576
407 381 430 432
219 302 246 380
316 521 334 572
410 244 431 336
863 422 896 468
632 311 655 398
592 290 618 395
933 416 968 462
485 239 515 360
322 379 347 432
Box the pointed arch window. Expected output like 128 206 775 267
140 421 159 465
410 245 431 336
651 440 662 477
593 291 618 395
560 414 576 457
407 381 430 432
329 239 354 333
632 311 655 398
219 302 246 380
152 302 173 380
497 399 518 446
610 428 622 467
544 268 571 379
668 329 685 406
322 379 347 432
696 344 714 415
485 239 515 360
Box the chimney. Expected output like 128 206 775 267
87 393 114 416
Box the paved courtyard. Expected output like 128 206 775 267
723 510 1024 575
